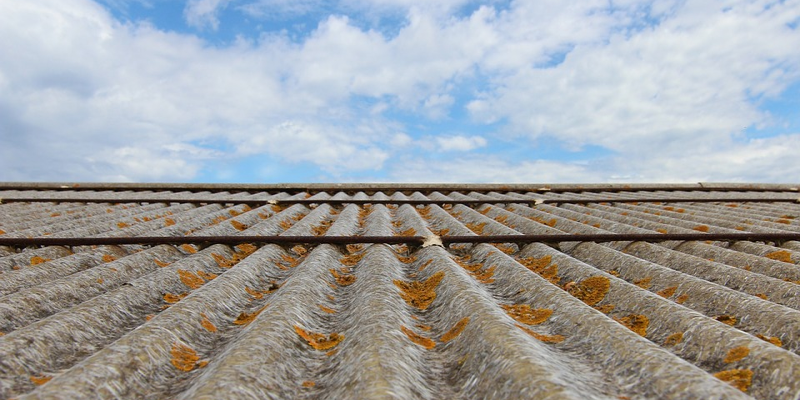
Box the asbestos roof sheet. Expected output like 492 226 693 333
1 183 800 399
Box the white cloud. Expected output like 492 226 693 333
184 0 233 30
435 135 487 152
2 0 800 183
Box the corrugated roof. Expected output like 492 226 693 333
1 183 800 399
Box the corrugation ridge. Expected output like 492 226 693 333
673 241 800 282
0 246 74 272
0 245 184 333
280 204 331 236
312 244 433 399
246 204 309 236
0 246 229 398
637 202 793 234
3 203 169 238
624 242 800 312
174 244 340 399
569 243 800 356
726 241 800 265
18 244 276 399
504 243 754 399
0 246 128 296
394 204 434 238
528 242 800 399
422 245 607 399
683 203 800 231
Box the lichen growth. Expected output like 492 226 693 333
465 222 487 234
341 252 365 266
502 304 552 325
401 325 435 349
30 256 52 266
330 268 356 286
515 324 565 343
164 218 176 227
693 225 710 232
518 255 560 285
614 314 649 336
196 270 217 280
529 216 558 227
756 334 782 347
664 332 683 346
170 342 207 372
657 286 678 298
398 227 417 237
30 374 52 386
302 381 315 388
724 346 750 363
294 325 344 350
394 271 445 310
164 292 188 303
318 304 336 314
178 269 205 290
440 317 470 343
180 244 198 254
676 294 689 304
765 250 793 263
311 220 332 236
102 254 117 263
634 277 652 289
713 369 753 392
200 313 217 332
117 222 130 228
233 305 268 325
292 245 308 256
230 220 248 231
567 276 610 306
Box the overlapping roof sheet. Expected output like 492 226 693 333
1 182 800 399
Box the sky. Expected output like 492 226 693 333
1 0 800 184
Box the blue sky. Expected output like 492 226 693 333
2 0 800 183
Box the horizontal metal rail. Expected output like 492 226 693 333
1 182 798 195
2 232 799 247
2 197 798 206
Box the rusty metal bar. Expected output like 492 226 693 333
2 232 799 247
3 196 800 206
1 182 798 195
1 196 798 206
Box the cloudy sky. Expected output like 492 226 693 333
2 0 799 183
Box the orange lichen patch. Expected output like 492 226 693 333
178 269 205 290
163 218 176 227
228 209 243 217
0 229 5 235
170 342 207 372
318 304 336 314
441 317 470 343
340 252 365 266
502 305 552 325
529 216 558 227
345 243 364 254
676 208 686 213
236 243 258 255
292 245 308 256
229 220 248 231
196 270 217 280
754 293 767 300
180 244 198 254
724 346 750 363
515 324 565 343
391 220 404 228
634 277 652 289
245 287 265 300
30 256 52 266
400 326 436 349
664 332 683 346
96 278 104 284
418 259 433 271
279 253 300 268
311 220 332 236
30 374 52 386
279 220 293 230
397 227 416 237
211 253 232 268
756 334 782 347
394 271 445 310
302 381 315 388
50 212 62 217
657 286 678 298
713 369 753 392
608 270 620 277
776 219 792 225
145 314 155 321
766 250 793 263
465 222 487 234
594 304 615 314
471 265 496 284
416 324 432 331
518 255 560 285
200 313 217 332
117 222 130 228
330 269 356 286
663 206 675 211
715 315 737 326
102 254 117 263
692 225 710 232
614 314 649 337
567 276 610 306
294 325 344 350
257 212 270 219
494 215 509 224
164 292 188 303
233 305 268 326
494 243 517 254
676 294 689 304
153 258 172 268
656 228 668 234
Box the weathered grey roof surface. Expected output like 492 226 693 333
1 182 800 399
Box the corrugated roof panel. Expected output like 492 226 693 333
1 183 800 399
